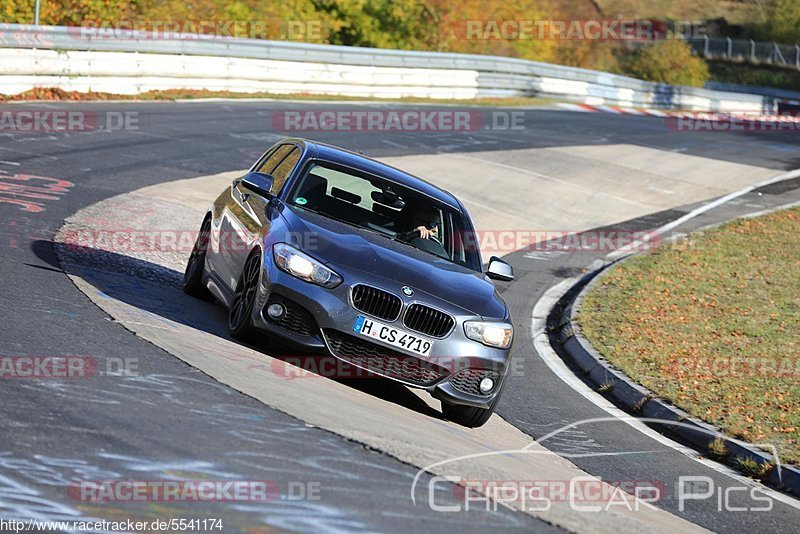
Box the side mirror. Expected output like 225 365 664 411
486 256 514 281
240 172 275 198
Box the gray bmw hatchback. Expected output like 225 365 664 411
183 138 515 427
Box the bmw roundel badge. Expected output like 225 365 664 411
402 286 414 297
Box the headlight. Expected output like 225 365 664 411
464 321 513 349
273 243 342 288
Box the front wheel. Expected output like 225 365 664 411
228 251 261 340
441 402 495 428
183 217 212 300
441 385 504 428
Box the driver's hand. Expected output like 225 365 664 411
415 225 438 239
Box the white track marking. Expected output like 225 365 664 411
532 279 800 511
740 200 800 219
608 167 800 259
531 167 800 509
381 139 408 149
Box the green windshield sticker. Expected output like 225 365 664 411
295 197 308 205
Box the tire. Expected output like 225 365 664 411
441 385 504 428
183 217 213 300
441 402 494 428
228 250 261 340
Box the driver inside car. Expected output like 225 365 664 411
398 203 449 259
401 203 439 240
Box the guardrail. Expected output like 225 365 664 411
688 36 800 70
0 23 775 112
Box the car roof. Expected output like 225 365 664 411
290 138 461 210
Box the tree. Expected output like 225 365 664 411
2 0 141 26
622 38 709 87
312 0 556 61
757 0 800 44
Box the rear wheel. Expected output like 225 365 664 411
183 217 212 300
228 251 261 339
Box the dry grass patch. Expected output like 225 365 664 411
579 207 800 464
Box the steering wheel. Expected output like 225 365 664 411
398 225 442 244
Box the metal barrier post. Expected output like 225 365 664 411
773 42 786 65
726 37 732 58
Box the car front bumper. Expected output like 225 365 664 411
249 255 511 409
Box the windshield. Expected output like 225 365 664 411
287 161 482 271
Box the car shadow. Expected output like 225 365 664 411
33 239 443 420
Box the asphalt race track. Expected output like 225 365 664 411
2 100 800 532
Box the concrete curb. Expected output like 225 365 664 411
547 260 800 497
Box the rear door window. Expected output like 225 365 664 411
256 144 293 174
269 147 301 195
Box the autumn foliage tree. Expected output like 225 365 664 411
2 0 141 27
756 0 800 44
2 0 716 86
622 38 709 87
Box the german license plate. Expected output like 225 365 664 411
353 315 433 357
